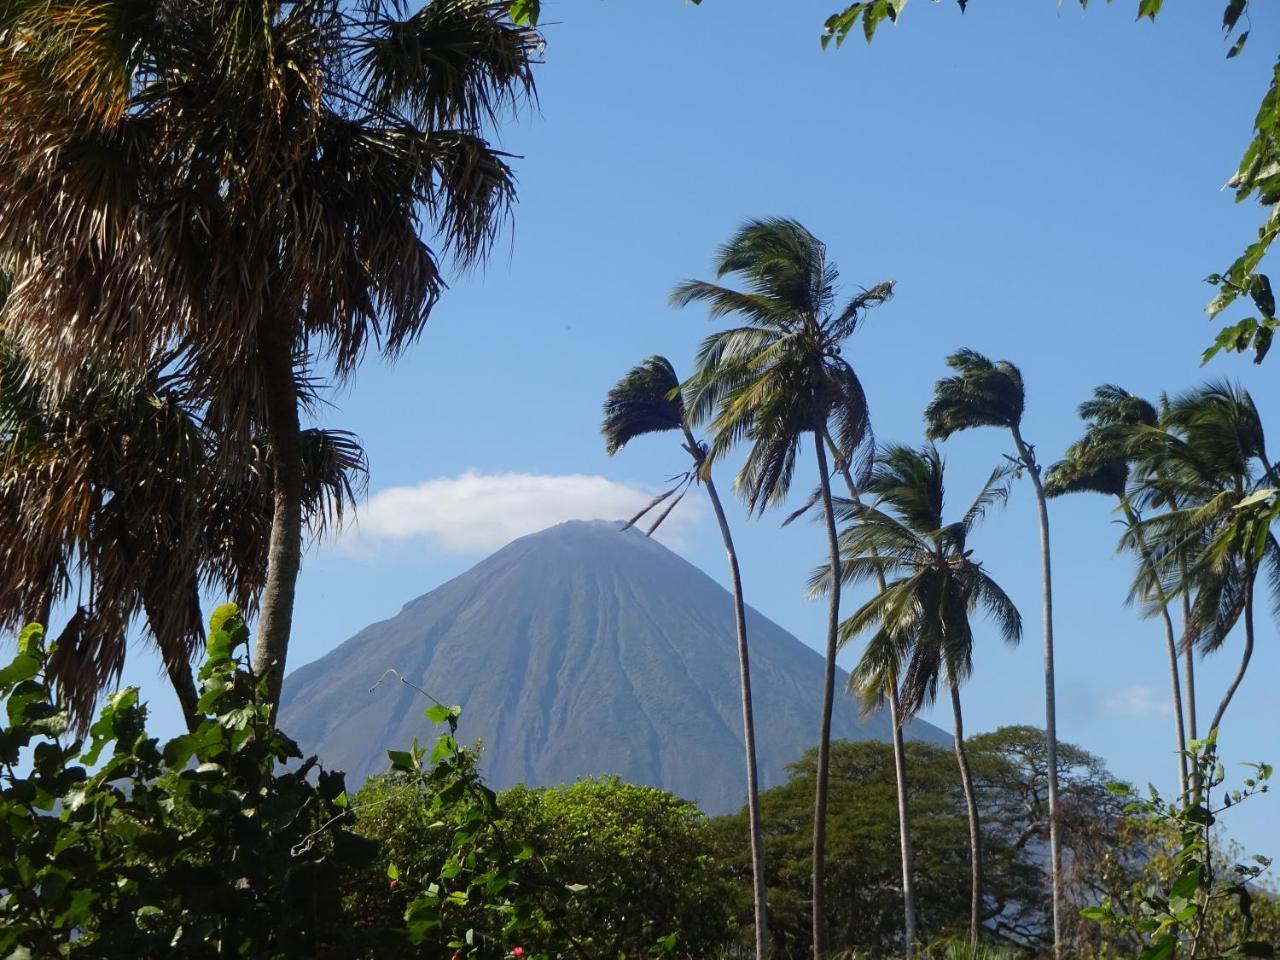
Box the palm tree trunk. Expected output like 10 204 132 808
140 589 202 733
1123 504 1188 800
252 326 305 716
811 435 842 960
888 678 918 954
1011 426 1062 959
1180 583 1198 742
1180 576 1201 804
825 432 917 957
1207 575 1255 737
697 446 769 960
949 681 983 947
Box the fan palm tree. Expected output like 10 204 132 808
0 343 365 731
1127 382 1280 743
672 217 892 960
923 348 1064 956
1044 385 1190 800
0 0 538 711
602 354 770 960
817 443 1022 947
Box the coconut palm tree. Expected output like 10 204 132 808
817 443 1022 947
1044 385 1190 800
923 348 1064 956
0 343 365 730
1127 382 1280 742
0 0 538 711
672 217 892 959
602 354 770 960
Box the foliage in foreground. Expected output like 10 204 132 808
0 609 562 959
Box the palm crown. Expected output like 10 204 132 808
819 443 1022 716
673 218 892 512
924 349 1025 442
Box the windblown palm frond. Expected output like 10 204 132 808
924 349 1025 441
602 356 686 456
673 218 889 511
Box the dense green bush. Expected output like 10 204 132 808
0 608 362 958
0 610 566 959
346 773 733 959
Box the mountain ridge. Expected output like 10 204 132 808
280 519 950 814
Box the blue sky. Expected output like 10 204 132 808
118 1 1280 854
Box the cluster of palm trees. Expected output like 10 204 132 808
602 219 1276 960
0 0 539 719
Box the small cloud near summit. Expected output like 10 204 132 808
334 470 702 555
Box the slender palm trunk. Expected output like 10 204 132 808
825 433 917 956
888 678 918 953
695 435 769 960
1207 575 1255 737
950 681 983 947
1180 577 1201 803
1123 504 1188 800
252 326 305 715
1011 427 1062 959
141 590 202 733
811 436 842 960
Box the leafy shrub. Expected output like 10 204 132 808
0 607 361 958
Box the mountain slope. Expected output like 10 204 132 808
280 520 950 814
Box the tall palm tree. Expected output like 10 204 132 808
602 354 770 960
818 443 1022 947
923 348 1064 956
0 343 365 730
1127 382 1280 742
1044 385 1189 800
0 0 539 711
672 218 892 960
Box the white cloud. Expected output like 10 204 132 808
1099 684 1171 718
337 470 702 555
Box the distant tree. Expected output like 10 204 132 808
0 0 539 712
602 354 769 960
673 217 891 960
708 737 1059 958
0 341 364 729
925 349 1065 952
348 774 733 960
821 442 1022 947
1044 385 1190 799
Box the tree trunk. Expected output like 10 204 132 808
696 438 769 960
950 681 983 948
1012 426 1062 960
1180 576 1201 803
252 324 305 716
140 589 202 733
825 431 917 957
1207 575 1255 738
889 679 918 954
811 436 842 960
1123 503 1188 800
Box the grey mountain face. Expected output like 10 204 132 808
280 519 950 814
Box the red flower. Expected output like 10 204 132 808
512 948 525 958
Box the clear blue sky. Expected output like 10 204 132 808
120 1 1280 856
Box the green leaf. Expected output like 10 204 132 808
510 0 539 26
1137 0 1163 21
17 623 43 655
387 749 417 772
